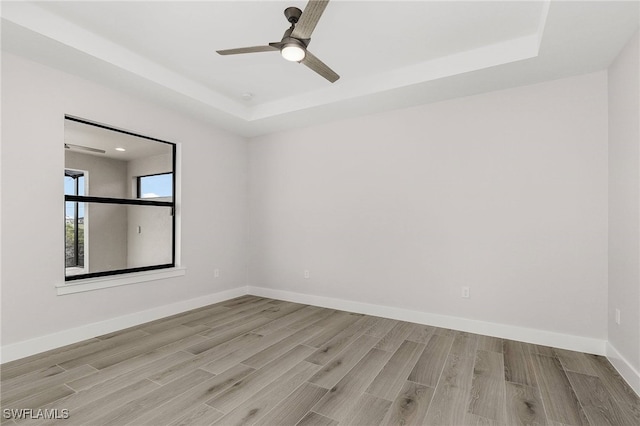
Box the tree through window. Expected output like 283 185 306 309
64 169 85 273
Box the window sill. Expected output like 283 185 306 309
56 267 186 295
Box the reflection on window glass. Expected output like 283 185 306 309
64 116 176 281
138 173 173 199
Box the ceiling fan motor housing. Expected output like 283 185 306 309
284 7 302 24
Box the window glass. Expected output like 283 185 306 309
138 173 173 199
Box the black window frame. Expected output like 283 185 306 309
64 115 177 282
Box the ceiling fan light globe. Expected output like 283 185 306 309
281 44 305 62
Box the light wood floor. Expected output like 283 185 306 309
1 296 638 425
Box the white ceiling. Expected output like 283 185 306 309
2 1 639 137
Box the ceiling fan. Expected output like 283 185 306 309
216 0 339 83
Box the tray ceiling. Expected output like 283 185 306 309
2 1 638 136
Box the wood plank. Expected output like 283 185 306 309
259 301 306 319
464 412 501 425
1 365 95 406
434 328 458 337
363 317 397 338
253 382 327 426
503 340 538 387
304 312 363 348
505 382 547 426
285 308 336 331
220 295 262 308
307 334 380 389
2 385 74 412
147 333 262 384
295 412 337 426
141 364 255 425
532 354 588 425
366 339 425 400
185 316 273 355
374 321 414 352
566 370 637 426
202 327 306 375
205 345 315 413
533 344 556 357
381 380 435 426
169 404 223 426
53 352 189 415
478 336 503 353
586 354 640 422
423 351 476 425
240 324 324 369
305 316 376 365
197 311 268 338
251 305 322 335
406 323 436 344
66 345 194 393
212 361 319 425
89 325 210 371
468 349 506 423
0 365 65 392
449 331 479 358
141 304 230 334
340 393 392 425
91 369 213 426
193 299 273 329
43 379 160 425
59 325 204 370
0 337 100 371
312 348 391 422
554 348 598 376
185 299 272 328
408 334 454 387
1 330 147 381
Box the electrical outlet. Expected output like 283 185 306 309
214 268 220 278
615 308 621 325
304 269 310 279
461 286 470 298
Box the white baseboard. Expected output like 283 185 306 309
247 286 607 356
606 342 640 397
0 286 248 364
2 284 613 374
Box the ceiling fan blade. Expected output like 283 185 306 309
301 50 339 83
291 0 330 40
217 45 278 55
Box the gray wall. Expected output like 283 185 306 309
1 52 248 345
248 71 608 341
608 30 640 374
127 153 174 268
